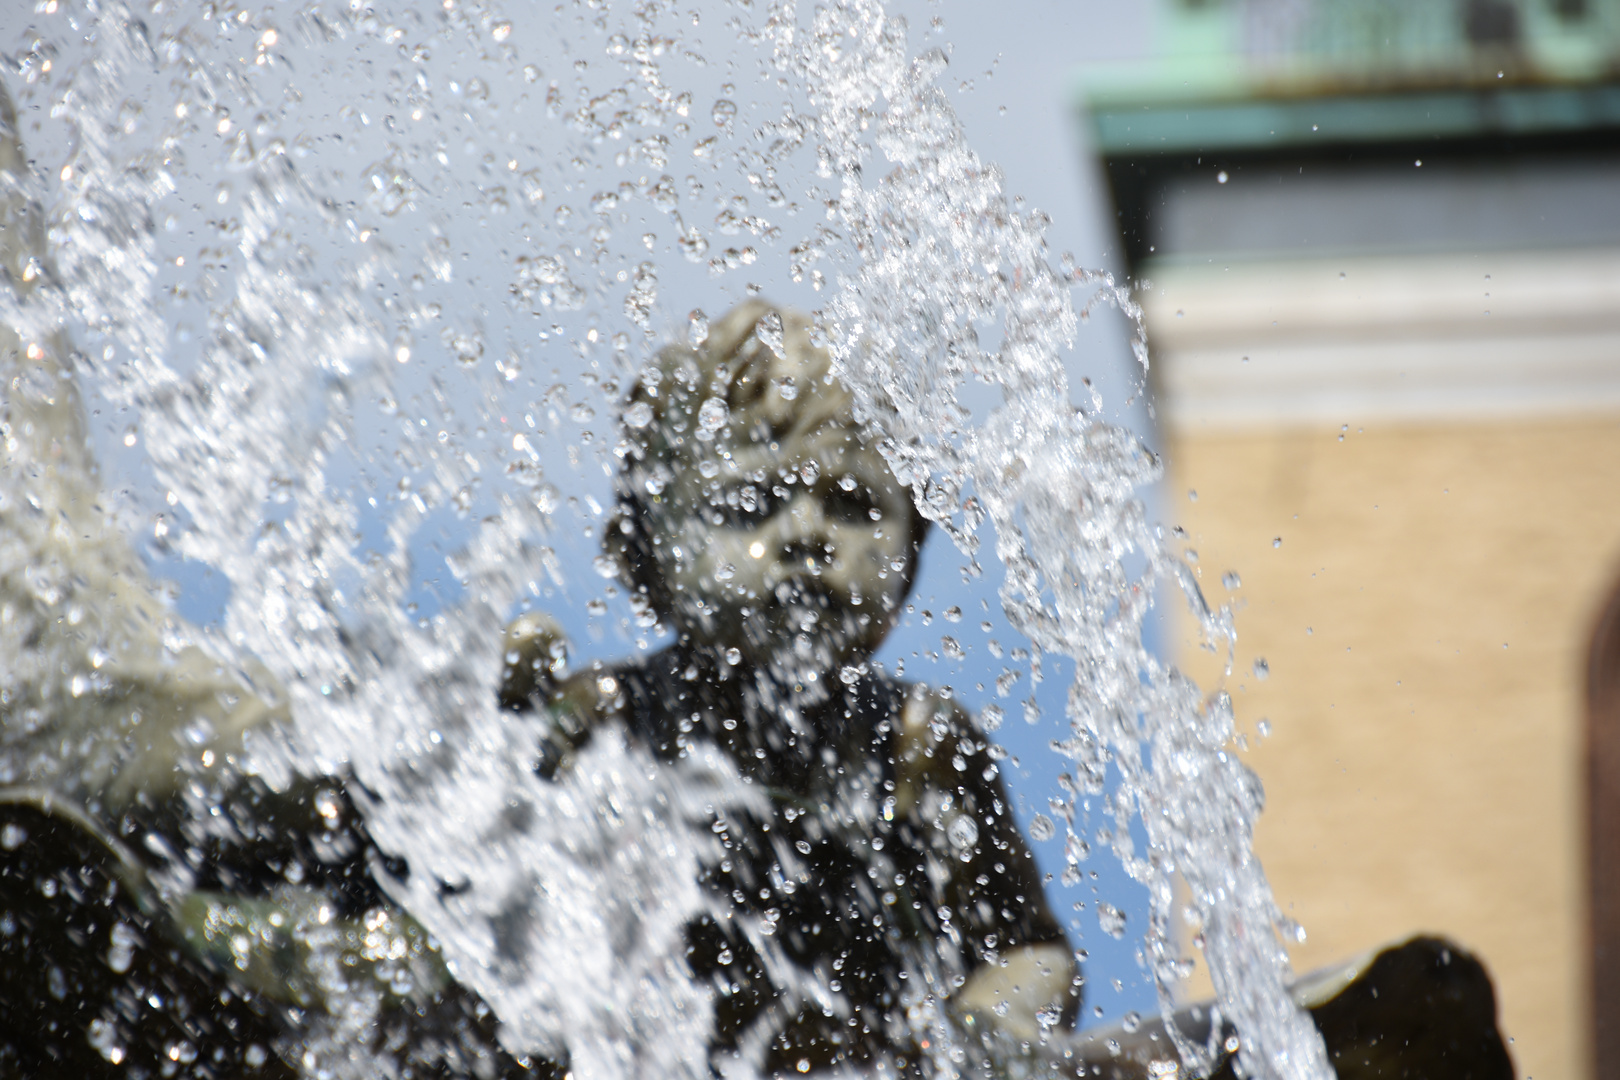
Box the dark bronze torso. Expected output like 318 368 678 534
569 648 1070 1076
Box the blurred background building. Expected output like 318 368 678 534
1074 2 1620 1077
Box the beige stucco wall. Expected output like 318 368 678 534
1167 414 1620 1080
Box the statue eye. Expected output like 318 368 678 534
828 485 880 524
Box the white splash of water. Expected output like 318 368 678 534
756 2 1334 1077
0 0 1332 1077
4 5 759 1077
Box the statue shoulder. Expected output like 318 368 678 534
895 682 976 738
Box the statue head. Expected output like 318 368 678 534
605 301 925 677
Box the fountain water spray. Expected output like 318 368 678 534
756 3 1333 1077
1 0 1331 1076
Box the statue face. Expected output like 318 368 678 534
614 302 921 676
653 423 915 674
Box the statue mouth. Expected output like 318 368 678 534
719 575 862 672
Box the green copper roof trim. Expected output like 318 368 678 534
1084 82 1620 156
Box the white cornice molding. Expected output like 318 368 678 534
1142 248 1620 430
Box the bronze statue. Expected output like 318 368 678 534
499 300 1079 1074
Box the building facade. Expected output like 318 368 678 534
1078 3 1620 1077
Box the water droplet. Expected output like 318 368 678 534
1216 170 1228 184
724 647 742 666
687 309 709 346
0 824 25 850
946 815 978 851
1097 902 1127 939
106 922 136 973
696 396 728 436
1122 1011 1142 1033
1273 536 1282 548
1252 658 1269 681
677 228 708 262
87 1019 125 1064
711 99 737 126
1222 571 1241 589
520 169 545 204
491 20 512 41
1028 814 1055 842
754 311 785 359
451 330 485 366
625 401 653 429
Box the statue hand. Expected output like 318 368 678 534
499 613 603 780
955 943 1079 1042
499 611 569 711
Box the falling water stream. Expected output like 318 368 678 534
1 1 1332 1077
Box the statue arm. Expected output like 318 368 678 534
893 686 1080 1041
498 611 610 777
